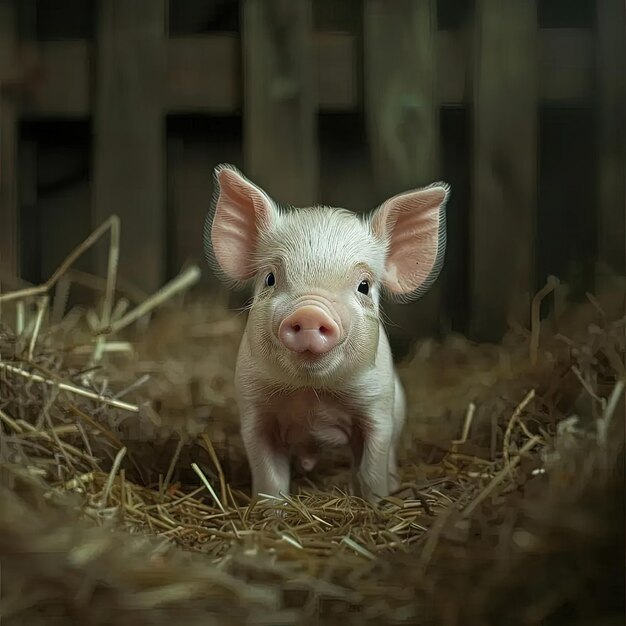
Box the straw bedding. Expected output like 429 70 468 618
0 223 624 625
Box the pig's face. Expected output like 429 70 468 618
246 207 386 384
205 165 449 386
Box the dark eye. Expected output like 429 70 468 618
357 280 370 295
265 272 276 287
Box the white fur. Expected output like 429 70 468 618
204 164 448 504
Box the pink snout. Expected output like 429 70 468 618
278 305 342 355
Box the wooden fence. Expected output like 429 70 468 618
0 0 624 345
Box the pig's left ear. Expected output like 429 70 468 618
370 182 450 301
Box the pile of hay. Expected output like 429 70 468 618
0 223 624 625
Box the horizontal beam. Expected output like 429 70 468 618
18 28 594 118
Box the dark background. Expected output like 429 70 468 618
0 0 623 356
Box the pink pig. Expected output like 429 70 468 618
204 164 449 504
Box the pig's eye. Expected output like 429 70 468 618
357 280 370 295
265 272 276 287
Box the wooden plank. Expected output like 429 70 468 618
241 0 318 206
363 0 441 342
16 30 596 118
470 0 538 342
0 0 18 277
168 33 357 113
596 0 625 277
92 0 166 293
13 35 360 117
20 41 91 118
167 36 240 113
315 33 357 110
540 28 594 104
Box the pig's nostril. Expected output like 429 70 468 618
319 325 330 335
293 324 301 332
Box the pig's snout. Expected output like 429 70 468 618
278 305 342 355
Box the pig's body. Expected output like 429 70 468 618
205 164 449 504
235 315 406 499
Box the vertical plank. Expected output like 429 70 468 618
596 0 626 278
363 0 441 347
471 0 537 342
0 0 18 277
92 0 166 293
242 0 318 206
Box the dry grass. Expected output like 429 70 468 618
0 223 624 625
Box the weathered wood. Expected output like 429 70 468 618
14 30 595 119
315 34 357 110
92 0 165 293
242 0 318 206
20 41 91 118
540 28 594 104
470 0 538 342
363 0 441 342
596 0 625 277
168 36 239 113
364 0 439 201
0 0 19 277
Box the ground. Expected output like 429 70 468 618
0 268 623 625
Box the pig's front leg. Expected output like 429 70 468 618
239 404 290 499
352 404 394 504
388 374 406 493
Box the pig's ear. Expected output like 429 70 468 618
204 163 278 285
370 182 450 302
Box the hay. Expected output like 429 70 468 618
0 223 624 625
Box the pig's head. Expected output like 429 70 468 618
204 164 449 387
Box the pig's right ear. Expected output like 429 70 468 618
204 164 278 286
370 182 450 303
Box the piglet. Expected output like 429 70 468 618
204 164 449 504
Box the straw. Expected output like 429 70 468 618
0 220 623 624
